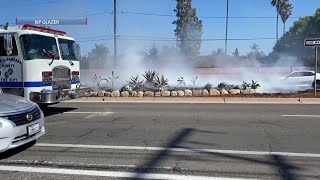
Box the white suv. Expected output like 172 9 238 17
0 93 45 153
283 71 320 89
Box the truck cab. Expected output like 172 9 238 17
0 24 89 106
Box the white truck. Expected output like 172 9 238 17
0 24 89 107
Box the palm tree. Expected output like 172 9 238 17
279 1 293 35
271 0 282 42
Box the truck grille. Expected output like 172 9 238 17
52 66 71 90
6 106 41 126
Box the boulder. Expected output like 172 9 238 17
209 89 220 96
137 91 144 97
131 91 138 97
171 91 178 97
90 91 98 97
177 90 184 97
161 90 171 97
104 91 111 97
184 89 192 97
120 91 129 97
192 90 202 97
98 91 105 97
254 87 262 94
111 91 120 97
241 89 256 94
202 90 209 96
144 91 154 97
221 89 229 95
155 91 161 97
229 89 241 95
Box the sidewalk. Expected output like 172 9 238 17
65 97 320 104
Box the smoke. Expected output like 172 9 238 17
81 44 313 94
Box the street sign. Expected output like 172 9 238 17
305 38 319 96
305 39 320 47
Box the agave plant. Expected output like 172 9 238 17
93 74 108 87
241 81 252 90
153 75 169 92
107 71 119 90
143 70 157 84
204 83 212 91
128 75 144 90
177 77 186 86
191 76 198 86
251 80 260 90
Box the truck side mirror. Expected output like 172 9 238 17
3 34 13 56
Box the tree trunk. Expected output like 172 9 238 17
276 13 279 42
283 22 286 35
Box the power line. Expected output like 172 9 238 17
14 0 65 6
120 11 301 19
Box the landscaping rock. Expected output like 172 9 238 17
221 89 229 95
137 91 144 97
184 89 192 97
120 91 129 97
131 91 138 97
202 90 209 96
161 91 171 97
104 91 111 97
229 89 241 95
155 91 161 97
209 89 220 96
254 88 262 94
144 91 154 97
241 89 256 94
90 91 98 97
177 90 184 97
98 91 105 97
111 91 120 97
192 90 202 97
171 91 178 97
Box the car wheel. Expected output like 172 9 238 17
312 80 320 89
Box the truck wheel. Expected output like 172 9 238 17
38 104 49 110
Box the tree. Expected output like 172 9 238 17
279 0 293 35
271 0 285 41
86 44 109 69
247 43 266 60
145 46 159 66
211 48 224 56
173 0 203 57
272 8 320 61
233 48 240 57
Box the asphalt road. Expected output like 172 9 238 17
1 103 320 180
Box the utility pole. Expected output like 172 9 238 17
113 0 117 68
225 0 229 55
315 47 318 96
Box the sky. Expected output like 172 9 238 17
1 0 319 56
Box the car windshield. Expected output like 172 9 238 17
20 34 59 60
58 38 79 61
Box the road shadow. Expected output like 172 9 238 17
0 140 36 160
129 128 300 180
42 107 77 117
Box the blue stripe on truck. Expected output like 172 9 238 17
0 81 80 88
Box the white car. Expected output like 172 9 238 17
0 93 45 153
282 71 320 89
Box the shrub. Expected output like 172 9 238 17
153 75 169 91
143 70 157 84
251 80 260 90
177 77 186 86
218 82 230 90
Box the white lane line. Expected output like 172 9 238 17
282 115 320 118
35 143 320 158
0 165 256 180
63 112 114 114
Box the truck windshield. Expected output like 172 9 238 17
58 39 79 61
20 34 59 60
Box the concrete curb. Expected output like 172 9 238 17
63 97 320 104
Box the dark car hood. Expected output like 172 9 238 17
0 93 35 116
